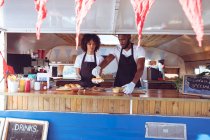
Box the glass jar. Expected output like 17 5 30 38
40 81 47 91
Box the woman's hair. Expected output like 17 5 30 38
80 34 101 52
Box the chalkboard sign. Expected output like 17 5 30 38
183 75 210 96
2 118 48 140
0 118 5 139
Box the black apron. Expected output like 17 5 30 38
80 53 98 87
114 45 141 87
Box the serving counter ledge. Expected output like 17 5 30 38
1 89 209 117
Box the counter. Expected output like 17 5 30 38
147 80 176 89
54 79 114 87
1 89 210 117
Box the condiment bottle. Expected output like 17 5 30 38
19 78 25 92
24 79 31 92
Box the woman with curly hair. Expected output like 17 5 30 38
74 34 104 87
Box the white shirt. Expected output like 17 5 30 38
74 52 104 69
110 45 145 64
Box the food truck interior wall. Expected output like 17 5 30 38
6 33 187 80
6 33 210 80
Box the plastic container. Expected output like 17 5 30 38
8 79 19 93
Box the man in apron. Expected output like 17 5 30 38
92 34 145 94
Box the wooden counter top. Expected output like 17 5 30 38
1 88 204 100
1 89 210 117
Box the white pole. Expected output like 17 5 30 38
0 31 7 110
0 31 7 91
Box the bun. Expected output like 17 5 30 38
112 87 123 93
75 84 81 88
64 84 70 89
63 84 82 89
70 84 77 88
92 77 104 83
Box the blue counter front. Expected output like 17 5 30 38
0 111 210 140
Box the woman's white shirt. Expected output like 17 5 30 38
74 52 104 69
110 45 145 64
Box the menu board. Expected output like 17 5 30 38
183 75 210 96
2 118 48 140
0 118 5 139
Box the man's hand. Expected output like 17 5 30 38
92 66 101 77
122 82 135 94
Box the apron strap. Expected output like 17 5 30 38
94 53 97 65
81 53 87 64
82 53 97 65
131 43 134 56
120 43 134 59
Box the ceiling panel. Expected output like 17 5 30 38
0 0 209 34
157 35 210 56
116 0 210 34
2 0 210 58
0 0 116 33
132 34 181 48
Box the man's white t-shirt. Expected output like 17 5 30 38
110 45 145 63
74 52 104 69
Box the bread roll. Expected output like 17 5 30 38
70 84 77 88
64 84 70 89
92 77 104 83
75 84 81 88
112 87 122 93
